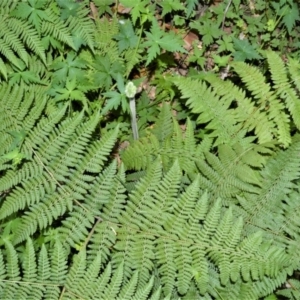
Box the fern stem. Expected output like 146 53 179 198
82 217 102 249
58 287 66 300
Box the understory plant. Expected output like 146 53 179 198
1 0 300 299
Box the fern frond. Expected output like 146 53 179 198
122 117 199 173
59 206 94 249
232 60 290 146
7 18 46 64
95 17 120 63
101 261 124 299
173 76 239 146
0 36 23 69
65 7 95 51
100 163 127 222
276 278 300 299
196 150 260 201
268 51 300 131
0 17 28 66
117 270 139 300
241 135 300 227
151 102 174 142
76 253 102 298
42 9 75 50
65 250 87 294
91 261 112 298
124 48 142 76
131 275 154 300
204 73 275 144
5 240 20 281
88 221 118 264
37 244 51 283
121 134 161 170
156 238 176 296
118 159 162 231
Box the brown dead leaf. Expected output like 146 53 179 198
183 31 200 51
89 2 98 20
115 4 132 14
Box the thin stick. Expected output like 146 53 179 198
221 0 233 31
129 97 139 140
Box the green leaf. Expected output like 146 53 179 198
120 0 153 25
9 70 45 85
93 55 125 89
1 149 27 166
233 38 262 61
217 35 235 53
114 20 138 53
212 54 231 67
93 0 114 15
7 130 27 151
0 57 7 80
282 2 300 34
102 91 129 115
57 0 80 20
159 0 185 17
51 52 86 84
191 22 222 47
143 20 185 65
186 0 198 17
11 0 49 32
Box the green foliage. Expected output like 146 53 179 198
142 19 186 66
2 0 300 299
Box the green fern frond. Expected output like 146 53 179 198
151 102 174 142
59 206 94 249
102 261 124 299
7 18 46 64
84 160 118 215
196 150 260 201
0 18 28 66
267 51 300 131
204 73 275 145
131 275 155 300
173 76 240 146
41 9 75 50
87 221 118 265
117 270 139 300
276 278 300 299
156 238 176 296
95 17 120 63
122 116 199 173
124 48 142 76
0 56 7 80
65 250 87 294
288 56 300 91
241 135 300 227
121 134 161 170
76 253 102 298
0 36 23 69
232 60 290 146
65 7 95 51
